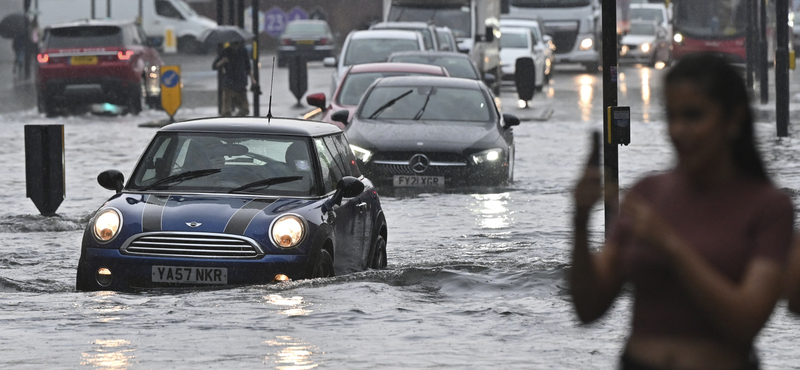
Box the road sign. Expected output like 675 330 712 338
286 7 308 22
160 66 182 119
264 7 287 37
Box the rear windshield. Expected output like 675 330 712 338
46 26 123 48
500 32 528 48
283 22 329 36
390 55 478 80
344 38 421 66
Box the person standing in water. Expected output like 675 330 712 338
571 53 795 370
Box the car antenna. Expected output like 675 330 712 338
266 56 275 122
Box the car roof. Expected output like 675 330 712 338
286 19 329 25
160 117 342 137
349 29 421 40
373 75 481 89
500 18 541 26
46 18 137 29
347 62 448 74
500 26 531 34
389 50 470 60
630 3 666 9
372 21 432 30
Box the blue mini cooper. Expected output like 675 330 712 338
76 117 387 291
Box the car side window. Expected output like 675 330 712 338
323 135 354 177
156 0 184 20
333 134 361 177
314 138 343 193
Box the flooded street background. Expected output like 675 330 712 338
2 65 800 369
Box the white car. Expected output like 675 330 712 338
628 2 672 39
324 29 425 95
619 21 671 66
499 26 546 92
500 18 555 83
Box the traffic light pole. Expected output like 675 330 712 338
251 0 260 116
601 0 619 235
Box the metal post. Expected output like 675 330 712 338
601 0 619 235
216 0 224 25
759 0 769 104
776 0 790 137
91 0 96 19
252 0 260 116
217 0 224 116
138 0 143 25
237 0 245 28
107 0 111 18
227 0 235 26
747 0 757 89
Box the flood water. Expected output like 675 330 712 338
2 73 800 369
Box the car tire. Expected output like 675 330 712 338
310 249 334 278
127 78 145 116
369 235 387 269
40 96 57 117
75 261 92 292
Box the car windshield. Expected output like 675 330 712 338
500 32 528 48
359 85 493 122
390 55 478 79
46 26 123 48
284 22 329 36
630 8 665 24
510 0 592 8
128 133 316 196
343 38 421 66
337 71 442 106
387 7 471 39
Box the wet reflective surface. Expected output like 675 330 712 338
2 64 800 368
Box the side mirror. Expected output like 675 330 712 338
502 114 520 129
323 57 336 67
483 73 496 86
306 93 327 110
331 109 349 125
97 169 125 193
324 176 365 212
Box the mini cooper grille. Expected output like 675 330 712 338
121 233 264 259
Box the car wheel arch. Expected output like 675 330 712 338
304 224 336 278
367 211 388 267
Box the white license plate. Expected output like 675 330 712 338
392 175 445 187
152 265 228 284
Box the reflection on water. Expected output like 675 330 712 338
641 68 651 122
80 339 135 369
94 291 124 323
471 193 511 229
577 75 595 122
263 336 319 370
265 294 311 316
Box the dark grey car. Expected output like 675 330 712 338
334 76 520 190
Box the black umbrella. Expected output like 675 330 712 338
0 13 28 40
201 26 254 47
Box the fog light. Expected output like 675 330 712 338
96 268 113 287
273 274 291 282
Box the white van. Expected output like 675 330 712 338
34 0 217 52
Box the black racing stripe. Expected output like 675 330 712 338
142 194 168 232
224 199 275 235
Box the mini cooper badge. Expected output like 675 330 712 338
186 221 202 228
409 154 430 174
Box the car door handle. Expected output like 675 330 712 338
356 202 368 212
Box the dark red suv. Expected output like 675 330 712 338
36 19 163 116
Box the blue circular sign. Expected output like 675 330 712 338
286 7 308 22
161 70 180 88
264 7 287 38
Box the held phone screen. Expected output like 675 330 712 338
588 130 600 167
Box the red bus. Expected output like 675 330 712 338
671 0 748 62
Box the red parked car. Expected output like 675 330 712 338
36 19 163 116
306 62 449 128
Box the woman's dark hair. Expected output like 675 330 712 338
665 53 769 182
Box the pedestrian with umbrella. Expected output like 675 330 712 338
208 27 256 116
0 12 32 80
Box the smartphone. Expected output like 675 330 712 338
588 130 600 167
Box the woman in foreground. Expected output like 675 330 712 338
571 53 795 370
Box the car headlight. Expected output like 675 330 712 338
270 214 306 249
579 37 593 50
349 144 372 163
641 43 651 53
93 208 121 243
471 148 503 164
673 33 683 43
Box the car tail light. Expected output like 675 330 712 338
282 38 292 46
319 38 328 45
37 53 49 63
117 50 134 60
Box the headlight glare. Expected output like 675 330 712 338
93 209 121 242
471 148 503 164
349 144 373 163
640 43 651 53
271 214 306 248
673 33 683 43
579 37 593 50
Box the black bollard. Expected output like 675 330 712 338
288 55 308 108
25 125 65 216
515 57 536 106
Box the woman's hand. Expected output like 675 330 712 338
620 193 682 261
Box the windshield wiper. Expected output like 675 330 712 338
368 89 413 119
412 90 433 120
138 169 221 191
228 176 303 193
